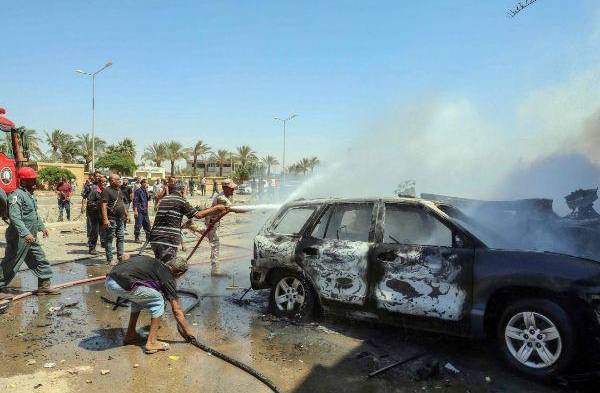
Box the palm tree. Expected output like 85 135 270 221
261 155 279 177
288 163 300 176
76 133 107 171
142 142 167 167
212 149 230 177
184 140 211 177
59 139 79 163
296 158 311 176
165 141 184 176
45 129 71 161
117 138 136 158
308 156 320 173
236 145 257 166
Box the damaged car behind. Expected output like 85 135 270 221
250 197 600 378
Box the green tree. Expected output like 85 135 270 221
142 142 167 167
308 156 320 173
233 162 256 183
37 166 76 189
75 133 107 172
184 140 211 177
106 138 136 159
165 141 184 176
45 129 73 162
261 155 279 177
96 151 137 175
0 127 46 161
236 145 257 166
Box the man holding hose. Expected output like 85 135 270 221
149 180 227 263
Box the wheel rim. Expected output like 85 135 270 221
274 277 306 313
504 311 562 369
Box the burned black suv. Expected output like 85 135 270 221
250 197 600 378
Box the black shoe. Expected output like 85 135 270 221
89 248 97 255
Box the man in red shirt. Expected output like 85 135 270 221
56 177 72 221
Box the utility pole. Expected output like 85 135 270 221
274 114 297 186
75 62 113 172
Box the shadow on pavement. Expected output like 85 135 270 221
79 328 126 351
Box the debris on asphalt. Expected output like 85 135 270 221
101 369 110 375
413 357 440 381
26 359 36 366
368 351 428 378
85 380 92 384
444 362 460 374
133 364 139 368
168 355 180 361
43 362 56 368
33 384 42 389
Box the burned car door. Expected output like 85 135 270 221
297 202 375 306
373 203 473 322
255 205 320 269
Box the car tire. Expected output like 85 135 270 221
497 298 576 378
269 271 316 322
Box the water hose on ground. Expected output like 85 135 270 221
4 211 281 393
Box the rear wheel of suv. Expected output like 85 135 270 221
497 298 576 378
269 271 315 322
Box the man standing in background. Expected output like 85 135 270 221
200 176 206 196
56 176 72 221
133 178 151 243
120 178 133 230
152 179 163 209
101 174 127 265
188 177 195 197
211 178 219 198
82 171 103 254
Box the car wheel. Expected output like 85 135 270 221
497 298 576 378
269 271 315 321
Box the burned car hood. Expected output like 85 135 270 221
478 248 600 286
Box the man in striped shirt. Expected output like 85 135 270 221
149 181 227 263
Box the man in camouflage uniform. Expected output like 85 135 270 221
206 178 237 276
0 167 59 301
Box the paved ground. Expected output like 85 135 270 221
0 193 596 392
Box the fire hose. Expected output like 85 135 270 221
3 211 283 393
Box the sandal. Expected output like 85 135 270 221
144 342 170 354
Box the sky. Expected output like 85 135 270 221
1 0 599 176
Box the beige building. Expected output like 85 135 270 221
135 166 166 180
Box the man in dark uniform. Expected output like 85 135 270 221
149 181 226 263
0 167 59 300
133 178 151 243
101 174 128 265
82 171 104 255
120 177 133 230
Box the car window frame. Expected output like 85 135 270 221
381 202 457 248
306 202 377 242
267 204 321 236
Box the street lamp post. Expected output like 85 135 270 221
274 114 297 186
75 62 113 173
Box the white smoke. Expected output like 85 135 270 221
290 68 600 209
